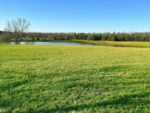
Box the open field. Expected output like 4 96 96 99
0 44 150 112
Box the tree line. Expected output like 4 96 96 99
1 31 150 43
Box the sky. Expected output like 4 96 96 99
0 0 150 33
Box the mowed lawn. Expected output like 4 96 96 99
0 44 150 112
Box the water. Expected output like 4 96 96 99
1 41 111 46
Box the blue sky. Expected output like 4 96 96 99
0 0 150 33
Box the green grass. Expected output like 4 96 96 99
69 40 150 48
0 44 150 112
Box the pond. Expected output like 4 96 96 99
1 41 111 46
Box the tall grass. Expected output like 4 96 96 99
0 45 150 112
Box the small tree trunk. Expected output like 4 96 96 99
15 37 19 44
37 37 39 40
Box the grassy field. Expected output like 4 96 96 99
0 44 150 112
68 40 150 48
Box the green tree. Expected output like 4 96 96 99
78 33 84 39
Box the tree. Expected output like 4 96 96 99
0 32 12 43
125 35 129 41
0 31 2 35
0 33 4 43
78 33 84 39
87 34 94 40
110 32 116 41
4 18 30 44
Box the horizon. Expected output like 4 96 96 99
0 0 150 33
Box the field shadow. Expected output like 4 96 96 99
3 58 47 61
26 92 150 113
1 70 38 92
98 65 130 72
0 79 31 92
1 65 149 112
